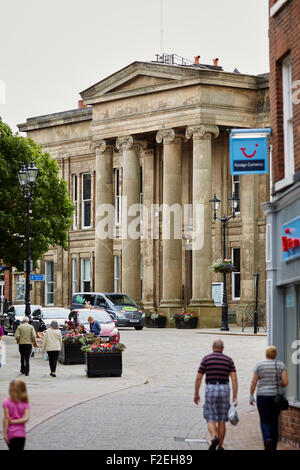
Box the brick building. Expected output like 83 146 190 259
263 0 300 448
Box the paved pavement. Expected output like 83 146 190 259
0 328 296 450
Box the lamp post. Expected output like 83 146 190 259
253 273 259 334
17 161 39 317
209 193 239 331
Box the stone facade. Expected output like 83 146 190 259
17 59 270 327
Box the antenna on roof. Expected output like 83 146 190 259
160 0 164 53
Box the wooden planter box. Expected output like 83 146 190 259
175 317 198 329
85 351 122 378
146 316 167 328
59 342 85 365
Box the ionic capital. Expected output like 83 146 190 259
185 125 219 141
156 128 185 145
90 139 113 154
116 135 147 153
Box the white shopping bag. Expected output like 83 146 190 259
228 402 239 426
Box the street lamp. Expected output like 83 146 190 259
17 161 38 317
209 192 240 331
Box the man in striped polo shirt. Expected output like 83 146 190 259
194 339 238 450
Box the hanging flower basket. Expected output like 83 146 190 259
210 259 235 274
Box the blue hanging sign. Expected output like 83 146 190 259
230 128 271 175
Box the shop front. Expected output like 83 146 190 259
263 181 300 447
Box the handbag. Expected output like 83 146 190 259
273 361 289 411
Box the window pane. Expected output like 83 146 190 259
83 174 91 200
82 259 90 281
84 201 91 227
233 249 240 271
83 281 90 292
16 275 25 301
46 262 53 282
234 273 240 299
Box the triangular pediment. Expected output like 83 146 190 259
112 74 174 93
80 61 201 104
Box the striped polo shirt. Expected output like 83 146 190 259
253 360 286 396
198 352 236 384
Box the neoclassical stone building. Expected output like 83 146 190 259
17 56 270 326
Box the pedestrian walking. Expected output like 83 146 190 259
41 320 62 377
2 379 30 451
250 345 288 450
194 339 238 451
14 317 37 377
88 316 101 337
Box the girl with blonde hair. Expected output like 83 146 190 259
2 379 30 451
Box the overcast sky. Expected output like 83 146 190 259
0 0 269 132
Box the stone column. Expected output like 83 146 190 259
142 149 156 311
116 136 146 302
185 125 221 327
93 139 114 292
156 129 183 312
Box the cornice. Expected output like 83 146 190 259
18 107 92 132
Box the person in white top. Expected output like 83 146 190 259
41 321 62 377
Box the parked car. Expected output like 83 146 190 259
0 304 42 334
31 307 70 331
70 292 145 330
69 309 120 343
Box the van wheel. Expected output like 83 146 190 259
134 326 143 330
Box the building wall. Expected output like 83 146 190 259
268 0 300 448
281 406 300 448
269 0 300 183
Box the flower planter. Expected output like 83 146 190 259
175 317 198 329
85 351 122 377
146 316 167 328
59 342 85 365
214 268 233 274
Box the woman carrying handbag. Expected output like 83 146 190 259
249 346 288 450
41 321 62 377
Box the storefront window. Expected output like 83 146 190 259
284 286 299 402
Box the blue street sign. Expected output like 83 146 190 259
30 274 45 282
230 128 271 175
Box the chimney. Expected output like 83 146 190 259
78 100 87 108
213 58 219 67
194 55 200 65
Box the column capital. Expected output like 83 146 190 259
156 129 184 145
116 135 147 152
90 139 114 154
185 125 219 141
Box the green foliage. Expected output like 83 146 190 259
0 118 74 269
